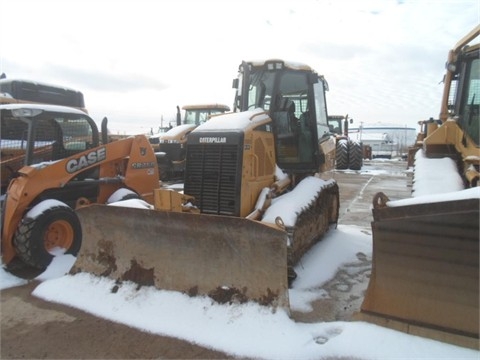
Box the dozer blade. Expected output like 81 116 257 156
357 196 479 349
72 205 289 309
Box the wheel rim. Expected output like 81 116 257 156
44 219 74 254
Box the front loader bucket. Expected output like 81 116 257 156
73 205 289 309
357 196 479 349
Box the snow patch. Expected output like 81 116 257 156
262 177 335 226
106 188 136 204
388 186 480 207
108 198 154 209
412 149 464 196
25 199 69 220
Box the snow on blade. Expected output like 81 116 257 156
412 149 464 197
388 186 480 207
385 148 480 207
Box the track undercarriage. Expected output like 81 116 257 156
285 180 339 264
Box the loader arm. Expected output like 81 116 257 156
1 135 159 265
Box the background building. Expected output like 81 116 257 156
349 125 417 159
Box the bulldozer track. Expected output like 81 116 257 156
288 181 340 265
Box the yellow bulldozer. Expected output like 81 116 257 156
69 59 339 309
357 25 480 350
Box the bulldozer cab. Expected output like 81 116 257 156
451 43 479 145
1 104 100 193
233 60 331 175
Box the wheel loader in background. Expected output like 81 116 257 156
328 114 363 170
153 103 230 181
357 25 480 350
1 105 159 278
73 59 340 310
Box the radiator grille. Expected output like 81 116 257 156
184 142 242 216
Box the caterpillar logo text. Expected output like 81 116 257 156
199 137 227 144
66 148 107 173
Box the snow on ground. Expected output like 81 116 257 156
1 224 478 359
0 267 28 289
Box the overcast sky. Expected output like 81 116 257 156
1 0 479 134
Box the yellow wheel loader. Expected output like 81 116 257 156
153 103 230 181
1 105 159 278
73 59 339 310
357 25 480 349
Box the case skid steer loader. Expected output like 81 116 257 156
72 59 339 310
357 25 480 349
1 104 159 278
1 78 92 193
153 103 230 181
0 77 87 112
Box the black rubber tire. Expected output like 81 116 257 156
13 203 82 270
348 141 363 170
335 139 349 170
